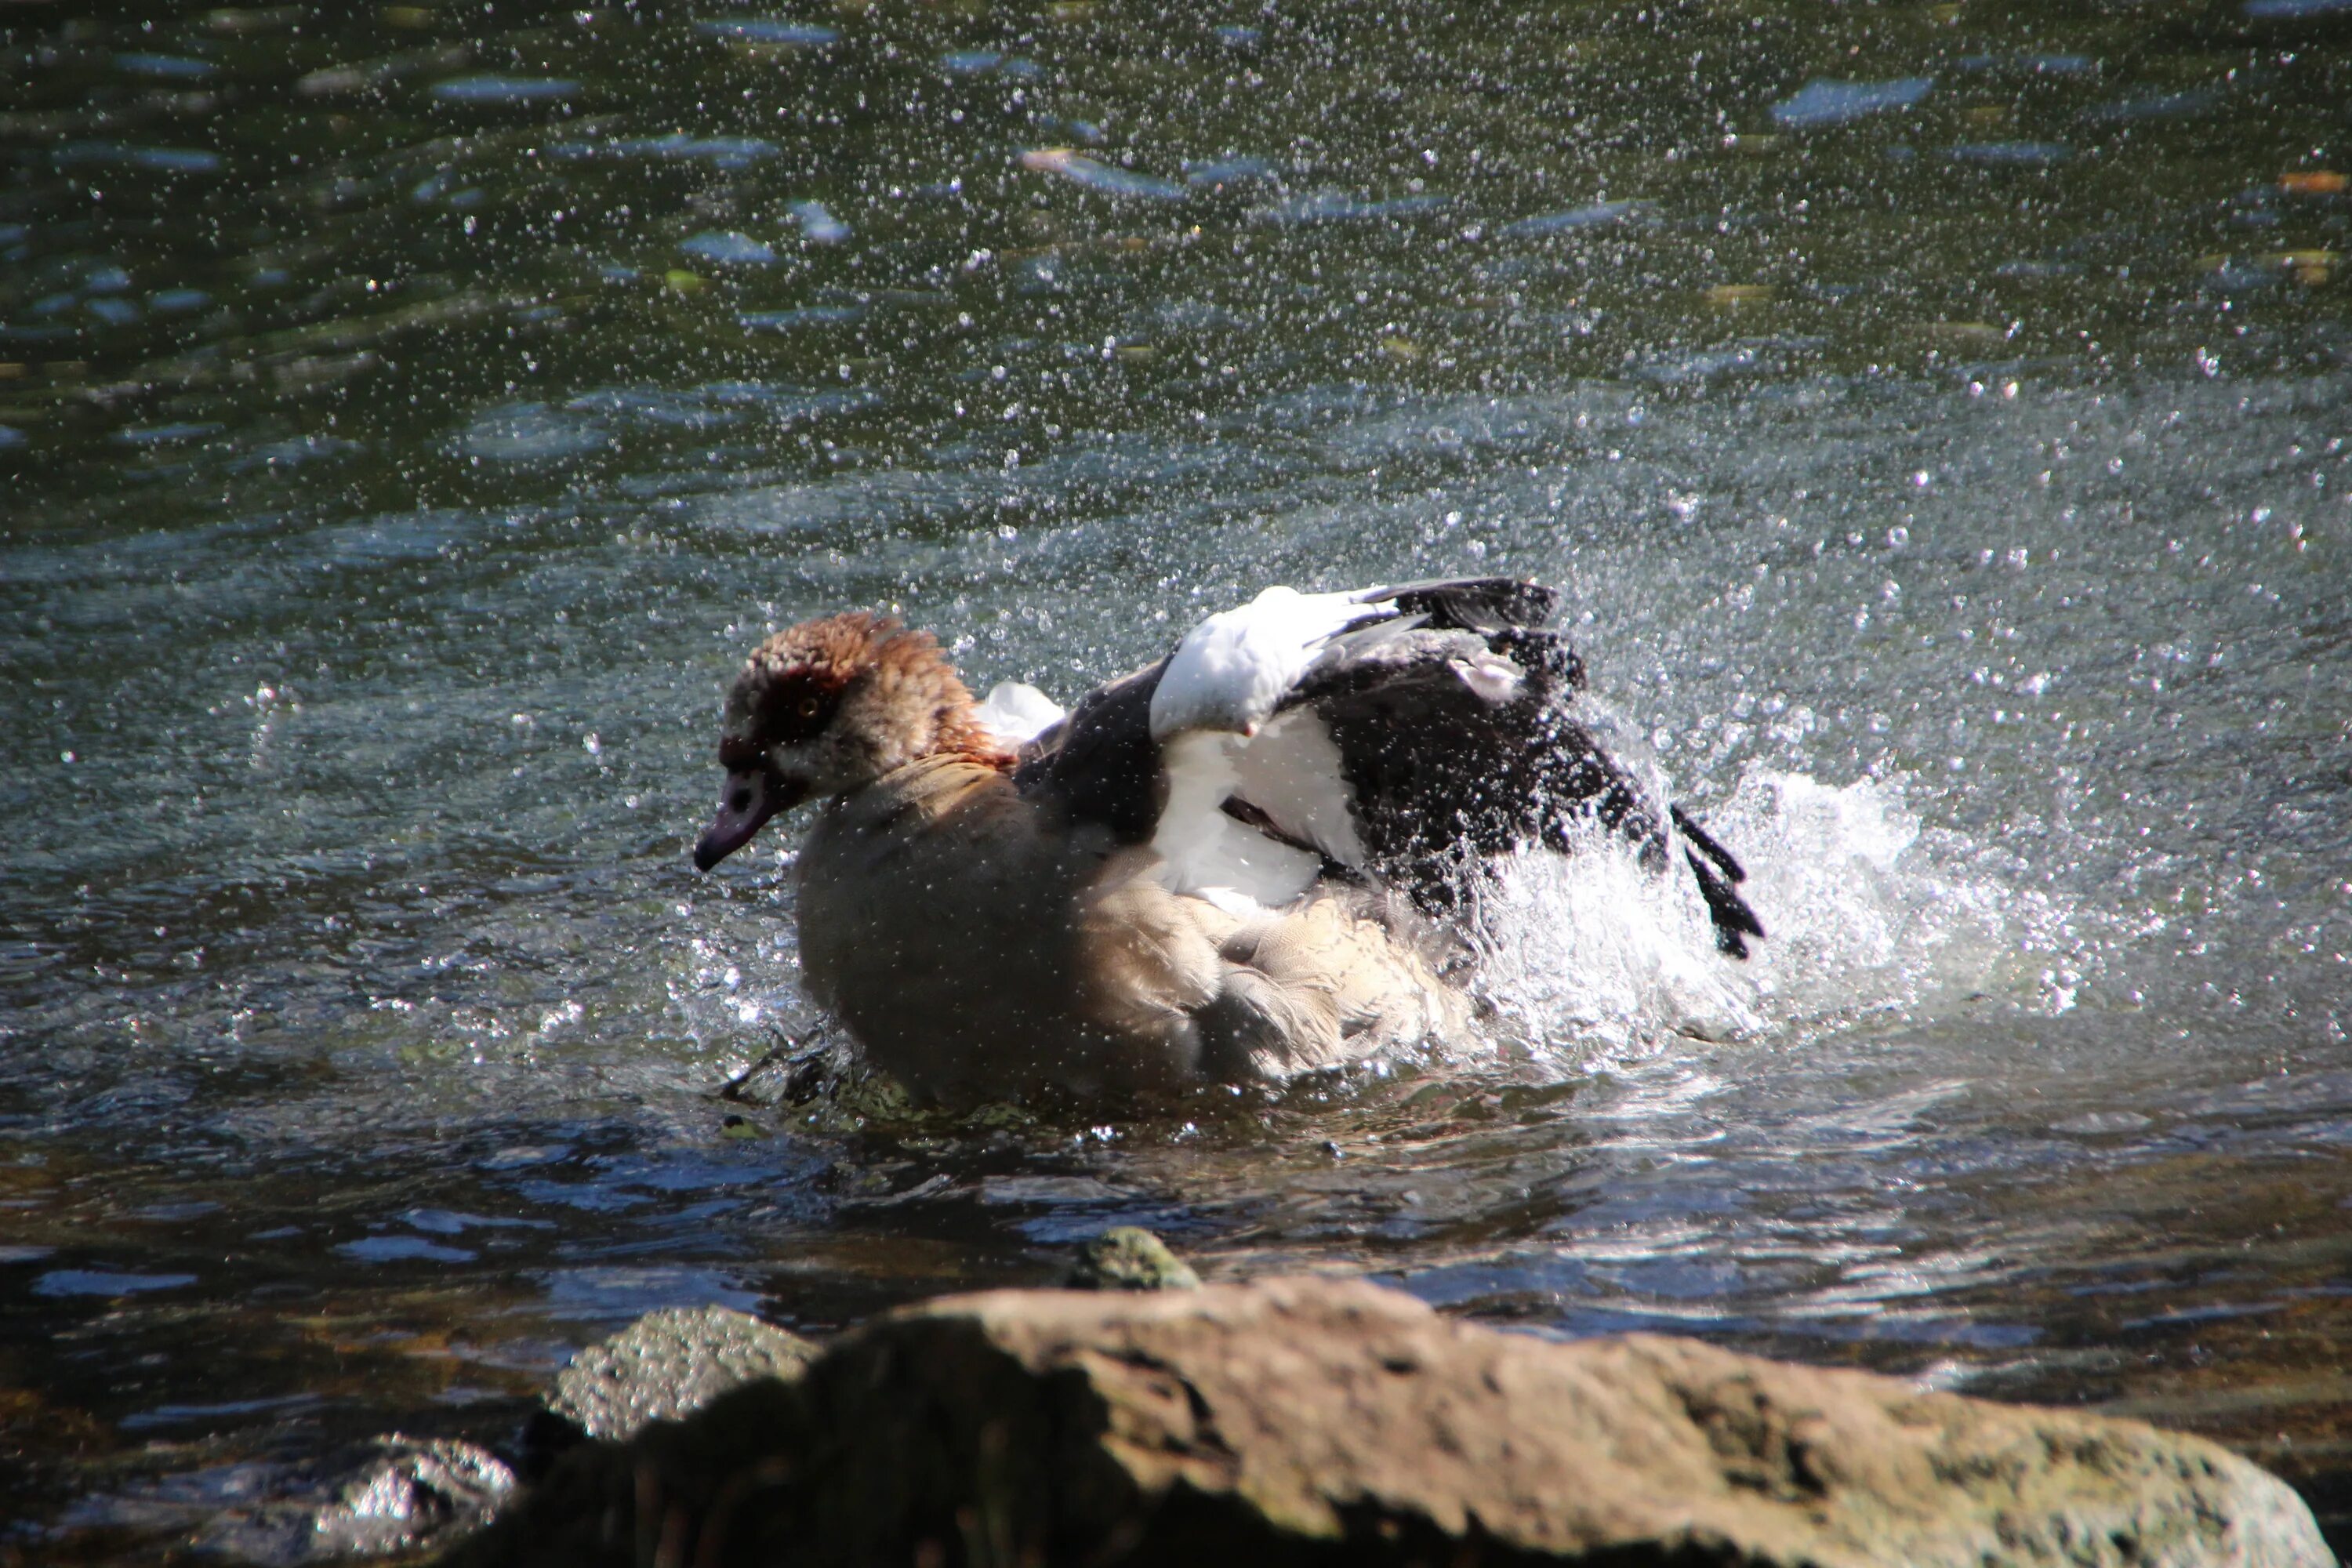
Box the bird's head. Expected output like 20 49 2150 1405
692 612 1000 870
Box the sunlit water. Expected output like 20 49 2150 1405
3 1 2350 1560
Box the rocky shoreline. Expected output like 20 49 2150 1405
409 1231 2331 1568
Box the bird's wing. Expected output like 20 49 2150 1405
1013 576 1762 955
1011 656 1167 844
1146 585 1388 740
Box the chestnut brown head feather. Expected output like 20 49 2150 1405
695 612 1011 869
724 613 1009 773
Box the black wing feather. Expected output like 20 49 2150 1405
1359 575 1560 633
1012 578 1765 957
1671 803 1749 886
1294 601 1762 956
1011 656 1166 843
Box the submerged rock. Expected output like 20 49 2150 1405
441 1277 2329 1568
194 1436 513 1565
543 1305 821 1445
304 1438 516 1560
1062 1225 1202 1290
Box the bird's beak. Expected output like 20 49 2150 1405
693 768 804 870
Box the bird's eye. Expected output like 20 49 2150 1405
797 696 821 720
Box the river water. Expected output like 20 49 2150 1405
3 0 2349 1559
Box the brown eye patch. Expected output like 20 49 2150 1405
755 669 844 744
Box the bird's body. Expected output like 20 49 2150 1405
692 578 1760 1101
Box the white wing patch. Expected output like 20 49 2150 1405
1229 707 1368 867
1145 586 1394 912
1149 730 1326 909
976 680 1066 746
1149 709 1368 914
1148 586 1386 741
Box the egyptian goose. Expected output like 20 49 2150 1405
691 578 1761 1100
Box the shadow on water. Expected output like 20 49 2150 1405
2 0 2350 1559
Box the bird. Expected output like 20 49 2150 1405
691 577 1762 1102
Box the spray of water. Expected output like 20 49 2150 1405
1471 769 2074 1072
673 765 2084 1100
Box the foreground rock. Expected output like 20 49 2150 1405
442 1277 2331 1568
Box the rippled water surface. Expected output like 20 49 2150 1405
4 0 2350 1559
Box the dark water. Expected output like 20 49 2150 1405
4 0 2350 1559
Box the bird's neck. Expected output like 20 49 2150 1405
864 632 1014 772
928 703 1017 770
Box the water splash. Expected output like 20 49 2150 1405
686 769 2080 1094
1472 770 2074 1069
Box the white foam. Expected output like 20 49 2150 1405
1471 769 2073 1069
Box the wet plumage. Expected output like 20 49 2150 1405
692 577 1761 1101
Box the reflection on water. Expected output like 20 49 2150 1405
3 0 2350 1559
